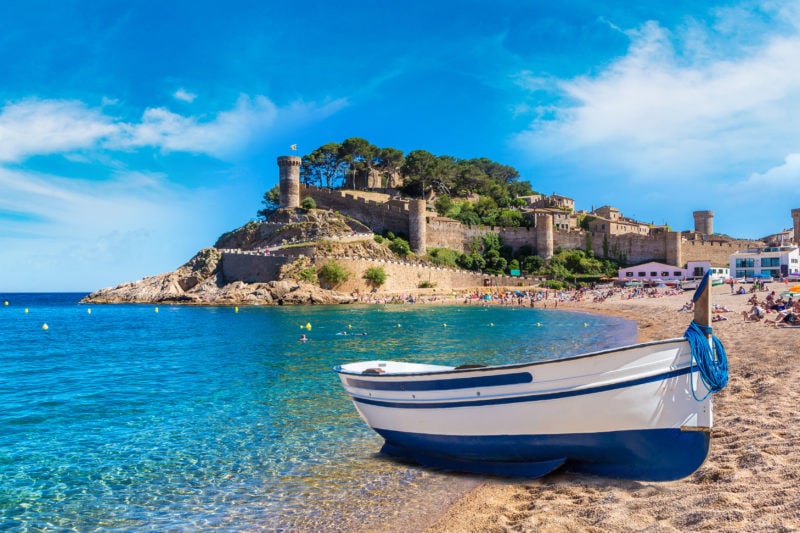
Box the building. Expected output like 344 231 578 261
589 206 651 236
618 261 691 283
523 207 572 230
618 260 726 283
729 245 800 280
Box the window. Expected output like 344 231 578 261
736 258 754 268
625 272 633 277
673 271 682 276
661 271 669 277
650 272 657 277
638 272 646 277
761 257 780 267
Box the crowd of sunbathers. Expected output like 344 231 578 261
741 290 800 327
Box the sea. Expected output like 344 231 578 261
0 293 637 532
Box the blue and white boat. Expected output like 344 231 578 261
334 272 728 480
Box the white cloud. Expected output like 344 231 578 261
0 99 116 162
174 88 197 103
514 6 800 184
0 94 348 164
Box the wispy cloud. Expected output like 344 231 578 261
174 88 197 103
513 5 800 186
0 94 348 164
0 99 116 163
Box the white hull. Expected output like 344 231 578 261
336 339 714 479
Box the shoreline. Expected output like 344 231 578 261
415 282 800 532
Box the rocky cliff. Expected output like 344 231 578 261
81 209 380 305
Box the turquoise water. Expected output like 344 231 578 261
0 294 636 531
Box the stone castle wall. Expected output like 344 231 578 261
221 252 292 283
220 250 523 292
298 183 769 268
301 185 410 236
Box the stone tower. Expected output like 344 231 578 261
666 231 683 268
277 155 301 209
693 210 714 235
792 208 800 244
408 199 427 255
535 214 554 260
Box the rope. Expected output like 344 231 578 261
684 321 728 401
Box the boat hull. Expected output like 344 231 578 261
335 338 714 480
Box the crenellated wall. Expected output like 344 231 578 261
294 182 777 269
301 185 411 236
220 250 525 292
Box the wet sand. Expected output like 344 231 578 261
421 283 800 532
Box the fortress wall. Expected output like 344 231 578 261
221 253 292 283
680 240 746 266
327 257 524 293
497 226 539 251
302 186 410 236
426 219 492 251
295 185 762 270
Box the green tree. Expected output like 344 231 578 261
363 266 388 287
340 137 378 189
257 184 281 219
376 147 405 187
434 195 453 216
302 143 346 188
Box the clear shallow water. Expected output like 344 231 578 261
0 294 636 531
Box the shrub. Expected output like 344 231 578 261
373 235 384 244
301 197 316 210
363 266 388 287
317 261 350 289
426 247 459 268
389 237 411 257
298 268 318 284
418 280 436 288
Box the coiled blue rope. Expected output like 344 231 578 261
684 321 728 401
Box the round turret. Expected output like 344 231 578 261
693 210 714 236
277 156 301 209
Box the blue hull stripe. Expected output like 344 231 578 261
376 427 711 480
345 371 532 391
352 366 694 409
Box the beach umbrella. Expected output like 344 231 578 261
789 285 800 293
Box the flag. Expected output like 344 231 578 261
290 144 297 151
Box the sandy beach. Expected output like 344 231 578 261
419 282 800 532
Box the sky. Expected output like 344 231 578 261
2 0 800 292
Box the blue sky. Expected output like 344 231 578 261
2 1 800 292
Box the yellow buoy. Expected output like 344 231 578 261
87 308 91 314
443 323 447 327
305 322 312 330
235 306 239 313
348 324 352 329
24 308 29 314
584 323 588 327
490 323 494 327
155 307 159 313
42 323 49 330
397 323 401 328
3 301 7 306
536 322 542 327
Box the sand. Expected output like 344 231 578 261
421 282 800 532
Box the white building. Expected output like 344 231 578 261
618 260 725 283
729 245 800 280
619 261 693 283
